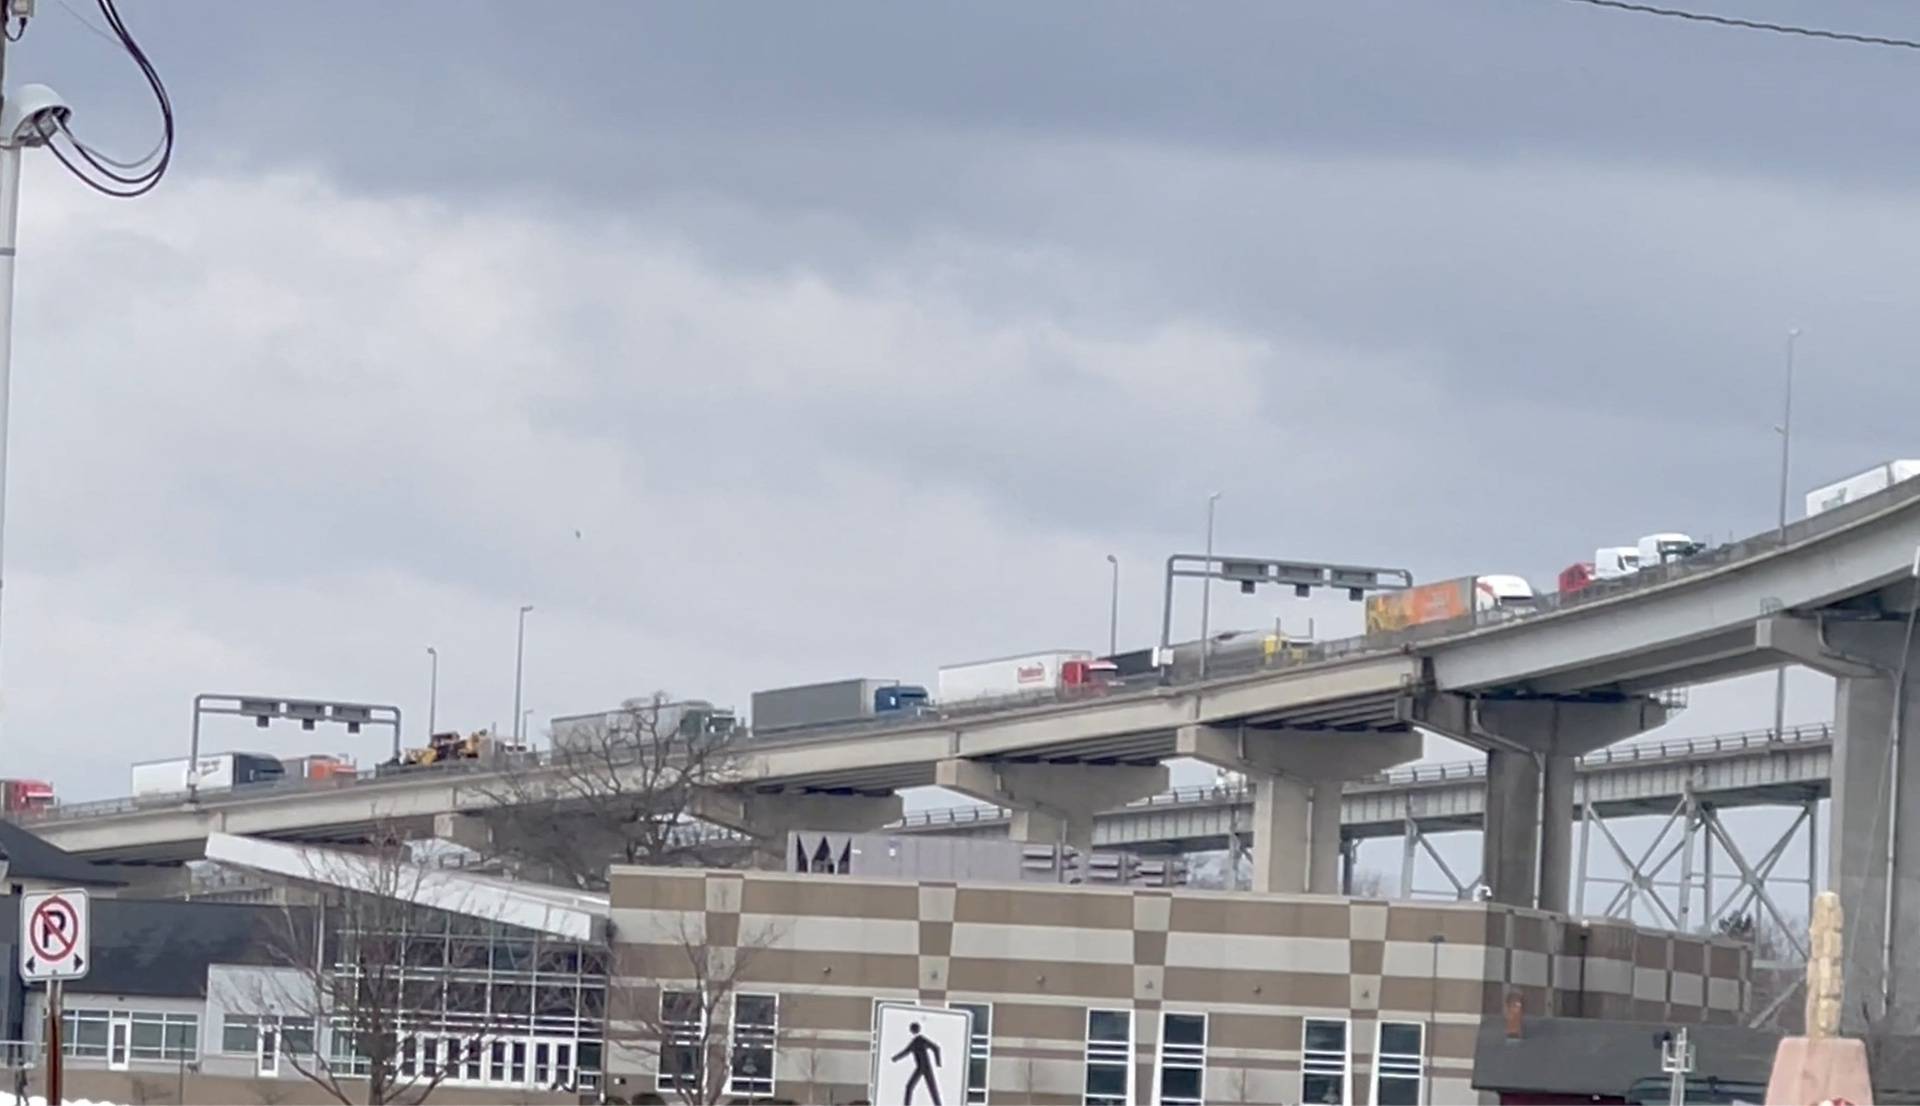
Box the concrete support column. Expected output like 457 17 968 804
430 812 493 852
692 790 904 866
1538 754 1577 914
1307 779 1343 895
1481 748 1541 907
1175 722 1421 896
935 760 1169 856
1831 662 1920 1032
1251 772 1311 894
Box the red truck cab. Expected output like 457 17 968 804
1 778 54 815
1558 562 1596 596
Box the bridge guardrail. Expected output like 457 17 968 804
24 470 1910 826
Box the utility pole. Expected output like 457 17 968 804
1105 554 1119 657
1198 493 1221 679
425 646 439 738
1772 328 1798 742
512 605 533 744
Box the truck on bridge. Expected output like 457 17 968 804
937 650 1117 702
751 678 930 735
1364 575 1533 633
1807 459 1920 517
131 752 285 798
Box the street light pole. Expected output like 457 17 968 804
512 605 533 744
0 81 70 679
425 646 439 738
1198 493 1221 679
1772 328 1798 741
1105 554 1119 657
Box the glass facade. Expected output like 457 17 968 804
318 908 608 1093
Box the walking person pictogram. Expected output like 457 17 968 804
890 1021 943 1105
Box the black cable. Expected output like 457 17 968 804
3 18 25 43
1556 0 1920 50
41 0 172 197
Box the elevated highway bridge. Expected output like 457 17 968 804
20 474 1920 1029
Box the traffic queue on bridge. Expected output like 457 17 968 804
6 457 1916 811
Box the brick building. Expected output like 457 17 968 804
605 866 1750 1105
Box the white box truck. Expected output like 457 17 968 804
130 752 286 797
937 650 1103 702
1806 460 1920 518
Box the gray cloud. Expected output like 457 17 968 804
0 2 1898 800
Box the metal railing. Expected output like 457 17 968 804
20 470 1913 827
892 722 1835 828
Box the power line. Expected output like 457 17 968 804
1556 0 1920 51
41 0 173 197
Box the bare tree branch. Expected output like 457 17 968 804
241 825 523 1106
611 913 788 1106
476 693 745 890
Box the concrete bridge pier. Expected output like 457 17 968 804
693 790 904 866
1776 617 1920 1032
934 760 1169 855
1177 724 1420 894
1422 694 1667 910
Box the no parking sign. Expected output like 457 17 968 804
18 888 90 982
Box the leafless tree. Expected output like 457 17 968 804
612 914 787 1106
245 828 512 1106
1725 911 1808 1033
478 693 746 890
1348 868 1389 899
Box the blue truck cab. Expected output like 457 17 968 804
873 684 931 716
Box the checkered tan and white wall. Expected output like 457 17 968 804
606 867 1749 1105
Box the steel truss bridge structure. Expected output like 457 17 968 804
894 723 1829 951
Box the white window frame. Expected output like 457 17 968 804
947 1000 993 1105
1370 1020 1425 1106
1154 1011 1207 1106
106 1012 132 1072
1300 1016 1351 1106
727 992 779 1098
657 989 706 1094
1084 1008 1134 1106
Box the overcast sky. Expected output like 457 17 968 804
4 1 1914 801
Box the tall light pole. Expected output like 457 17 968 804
512 604 533 744
425 646 439 738
1773 328 1799 740
0 85 74 675
1105 554 1119 657
1198 492 1222 679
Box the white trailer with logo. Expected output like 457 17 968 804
937 650 1094 703
1805 460 1920 518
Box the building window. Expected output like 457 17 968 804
1156 1012 1207 1106
1084 1008 1132 1106
129 1012 199 1062
1372 1021 1424 1106
222 1014 311 1057
729 993 778 1097
949 1001 992 1105
1301 1018 1350 1105
60 1009 195 1063
658 989 705 1093
59 1010 109 1059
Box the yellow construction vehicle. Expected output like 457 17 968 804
402 729 528 766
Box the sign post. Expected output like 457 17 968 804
871 1002 971 1106
20 888 91 1105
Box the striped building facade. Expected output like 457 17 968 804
606 867 1749 1104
